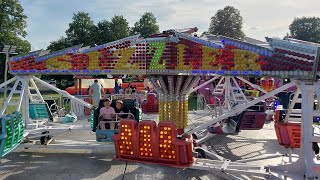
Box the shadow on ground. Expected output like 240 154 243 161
0 150 225 180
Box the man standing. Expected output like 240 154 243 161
89 80 104 107
114 78 120 94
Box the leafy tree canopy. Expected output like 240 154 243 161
208 6 245 39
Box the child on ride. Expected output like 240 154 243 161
99 98 116 130
115 100 132 120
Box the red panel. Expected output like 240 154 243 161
84 97 92 115
142 94 159 113
287 124 301 148
275 123 290 147
113 120 194 167
274 110 301 148
113 120 137 159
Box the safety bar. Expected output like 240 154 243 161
110 93 146 100
97 112 135 129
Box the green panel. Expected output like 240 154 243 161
139 108 142 121
17 113 24 140
90 109 95 130
12 115 19 144
1 112 24 158
29 103 49 119
4 116 13 153
0 116 7 157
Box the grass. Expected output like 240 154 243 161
0 92 64 115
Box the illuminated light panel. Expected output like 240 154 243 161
159 126 176 160
113 120 194 167
118 123 134 155
274 48 315 61
148 42 166 70
8 32 320 79
139 125 153 157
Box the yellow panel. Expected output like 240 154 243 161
114 48 136 70
176 44 192 70
86 51 102 70
45 55 72 70
232 49 261 71
201 46 220 70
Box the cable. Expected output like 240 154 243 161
121 161 128 180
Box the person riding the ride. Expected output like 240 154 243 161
115 100 132 120
99 99 116 130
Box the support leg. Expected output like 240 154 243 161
301 82 315 178
22 77 31 127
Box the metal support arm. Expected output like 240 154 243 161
236 76 268 94
0 77 17 89
32 76 93 109
187 81 295 134
190 76 221 93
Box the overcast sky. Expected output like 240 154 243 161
20 0 320 51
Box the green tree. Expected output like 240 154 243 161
131 12 160 38
289 17 320 43
208 6 245 39
94 20 112 45
109 15 130 41
94 15 130 44
65 11 96 46
47 36 71 51
46 11 96 88
0 0 31 82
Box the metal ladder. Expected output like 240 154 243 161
0 77 27 115
28 78 45 104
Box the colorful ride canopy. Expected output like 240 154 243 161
9 31 320 80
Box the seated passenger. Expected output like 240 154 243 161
99 99 116 130
115 100 132 120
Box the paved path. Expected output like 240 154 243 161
0 112 293 180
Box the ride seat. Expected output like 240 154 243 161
274 110 301 148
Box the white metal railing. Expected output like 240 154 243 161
111 93 146 101
66 93 146 116
97 113 135 129
111 93 146 109
197 94 223 117
207 96 222 117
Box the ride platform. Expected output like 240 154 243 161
0 112 303 180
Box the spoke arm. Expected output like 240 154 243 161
190 76 221 93
0 77 17 89
187 81 295 134
32 76 93 109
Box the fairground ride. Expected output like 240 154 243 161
1 29 320 179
